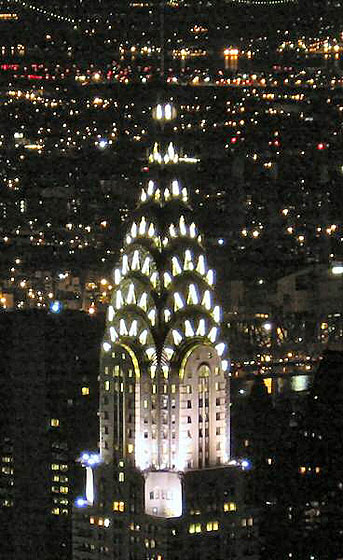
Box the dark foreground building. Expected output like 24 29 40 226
0 309 103 560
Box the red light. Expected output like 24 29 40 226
317 143 325 150
231 137 237 144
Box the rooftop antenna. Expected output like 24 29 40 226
160 0 165 81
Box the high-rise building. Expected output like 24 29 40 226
73 101 258 560
0 310 102 560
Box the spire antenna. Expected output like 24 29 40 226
160 0 165 81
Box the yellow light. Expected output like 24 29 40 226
100 278 108 286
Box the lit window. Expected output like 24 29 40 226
299 466 306 474
60 486 68 494
195 523 201 533
90 517 95 524
247 518 253 526
50 418 60 427
224 502 236 512
51 464 59 471
82 386 90 395
128 444 134 454
113 501 125 512
104 381 110 391
119 472 125 482
52 508 60 515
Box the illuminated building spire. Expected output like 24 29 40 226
99 101 230 477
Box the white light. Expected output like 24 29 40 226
215 342 226 357
206 270 214 285
165 103 172 120
202 290 211 310
108 305 115 321
164 272 172 287
115 290 123 309
196 318 206 336
174 292 184 311
213 306 221 323
110 327 118 342
138 292 148 311
184 249 194 271
103 342 111 352
131 223 137 238
164 347 174 360
139 329 148 345
172 180 180 196
98 139 108 149
146 347 156 360
221 359 229 371
122 255 129 274
86 466 94 505
150 271 158 289
179 216 187 236
172 256 182 275
187 283 199 305
104 518 110 528
208 327 218 343
139 217 146 235
263 322 272 331
164 309 171 322
142 257 150 275
169 224 177 238
127 284 136 304
129 320 138 337
131 250 140 270
184 320 194 337
156 104 163 120
332 265 343 275
119 319 128 336
148 223 155 237
196 255 206 275
189 223 196 238
172 329 183 345
148 309 156 326
114 269 121 285
168 142 175 160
